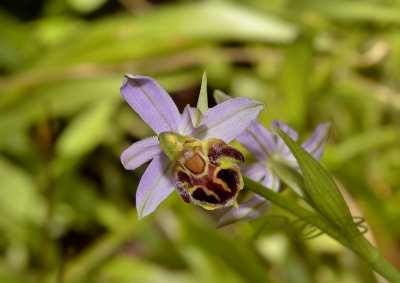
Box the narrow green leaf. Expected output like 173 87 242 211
244 178 400 283
197 71 208 113
273 129 400 280
269 159 306 198
244 176 348 246
274 127 353 230
272 129 400 282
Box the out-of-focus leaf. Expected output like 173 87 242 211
30 2 298 68
33 16 85 47
0 270 33 283
0 77 121 138
95 201 126 232
299 0 400 23
183 220 272 283
0 10 35 71
178 246 243 283
0 158 45 224
55 99 117 158
97 256 193 283
53 209 143 283
325 126 400 167
67 0 107 14
279 37 313 128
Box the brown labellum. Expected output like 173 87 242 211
173 138 244 210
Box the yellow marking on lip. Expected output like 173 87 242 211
201 186 221 201
213 167 236 193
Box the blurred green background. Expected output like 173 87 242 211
1 0 400 282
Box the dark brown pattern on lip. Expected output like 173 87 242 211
217 169 239 193
175 164 240 206
173 137 244 209
208 141 245 165
192 188 219 204
175 171 191 203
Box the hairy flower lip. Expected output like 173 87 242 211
169 136 245 210
120 74 264 219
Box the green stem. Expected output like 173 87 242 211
243 176 400 283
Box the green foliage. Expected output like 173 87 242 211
1 0 400 282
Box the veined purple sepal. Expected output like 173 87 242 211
171 137 244 210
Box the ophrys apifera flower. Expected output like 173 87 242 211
120 74 264 219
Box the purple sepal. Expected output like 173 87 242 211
302 123 331 161
121 136 161 170
192 97 264 143
121 75 180 134
236 119 275 160
136 154 174 219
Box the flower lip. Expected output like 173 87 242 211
172 137 245 210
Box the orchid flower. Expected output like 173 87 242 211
215 92 330 226
120 74 264 219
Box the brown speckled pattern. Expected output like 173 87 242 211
173 138 244 208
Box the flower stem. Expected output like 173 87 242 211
243 176 400 283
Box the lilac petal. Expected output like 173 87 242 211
237 119 276 161
121 75 180 134
262 168 280 192
271 119 298 156
178 105 196 135
136 154 174 219
218 194 270 227
242 162 267 182
191 98 264 143
121 136 161 170
301 123 330 161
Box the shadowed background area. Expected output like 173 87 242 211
0 0 400 282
